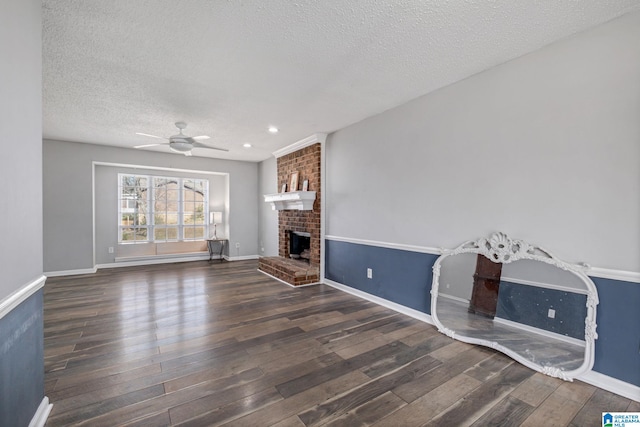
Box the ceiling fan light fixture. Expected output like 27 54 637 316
169 141 193 153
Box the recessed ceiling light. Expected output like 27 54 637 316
268 126 279 134
243 143 252 148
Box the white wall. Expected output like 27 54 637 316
326 11 640 273
258 156 279 257
43 140 259 272
0 0 42 298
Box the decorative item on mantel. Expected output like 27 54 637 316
288 171 299 192
263 191 316 211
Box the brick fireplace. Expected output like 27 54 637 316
259 141 321 286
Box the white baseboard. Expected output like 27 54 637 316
99 254 211 269
45 254 259 277
28 396 52 427
114 252 209 263
437 293 469 304
0 275 47 320
323 278 433 325
579 370 640 402
224 255 260 261
44 268 97 277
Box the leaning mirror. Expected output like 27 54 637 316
430 232 598 381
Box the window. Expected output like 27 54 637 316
118 174 209 243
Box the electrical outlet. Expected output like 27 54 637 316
548 308 556 319
235 242 240 248
108 247 114 254
367 268 373 279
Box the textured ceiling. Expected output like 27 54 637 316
42 0 640 162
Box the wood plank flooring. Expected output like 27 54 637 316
43 260 636 426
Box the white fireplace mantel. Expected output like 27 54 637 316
264 191 316 211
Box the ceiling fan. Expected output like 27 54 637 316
134 122 228 156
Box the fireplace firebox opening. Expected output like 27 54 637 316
289 231 311 261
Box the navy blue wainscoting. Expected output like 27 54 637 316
325 239 439 314
496 281 587 340
591 277 640 388
0 290 45 427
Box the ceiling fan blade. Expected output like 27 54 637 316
134 143 166 149
135 132 166 139
192 141 229 152
192 135 210 140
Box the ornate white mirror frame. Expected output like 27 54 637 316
430 232 599 381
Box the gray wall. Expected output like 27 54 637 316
1 0 43 297
44 140 259 272
258 156 279 257
326 11 640 273
0 1 45 426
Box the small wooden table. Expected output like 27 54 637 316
206 239 227 261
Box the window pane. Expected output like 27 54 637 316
154 199 167 211
183 226 205 240
193 180 204 194
184 202 195 225
154 228 167 240
122 175 137 187
193 226 205 239
154 192 167 205
167 227 178 240
194 202 205 224
167 190 179 210
167 213 178 224
121 186 136 196
121 227 135 241
154 213 167 224
135 228 148 241
183 180 194 200
121 214 134 226
134 213 148 226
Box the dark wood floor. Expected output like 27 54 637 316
43 260 638 426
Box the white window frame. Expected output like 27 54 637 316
118 173 210 243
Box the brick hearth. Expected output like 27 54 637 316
258 256 319 286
